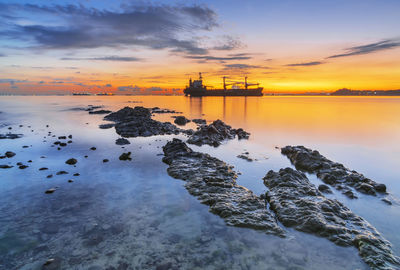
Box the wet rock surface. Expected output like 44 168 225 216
281 145 387 199
88 110 112 115
187 120 250 147
162 139 285 236
173 116 190 126
263 168 399 269
115 138 130 145
0 133 23 139
192 118 206 125
104 107 181 138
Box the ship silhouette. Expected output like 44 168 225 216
184 73 263 97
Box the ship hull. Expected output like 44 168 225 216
184 88 263 97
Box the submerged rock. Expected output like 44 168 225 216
5 151 16 158
263 168 399 269
0 133 22 139
99 123 115 129
104 106 181 138
173 116 190 126
115 138 130 145
187 120 250 147
281 146 387 198
89 109 112 114
192 118 206 125
162 139 285 236
237 152 254 162
0 164 13 169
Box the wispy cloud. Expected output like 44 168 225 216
0 3 238 56
328 39 400 59
186 55 252 61
286 61 324 67
61 56 143 62
224 64 269 70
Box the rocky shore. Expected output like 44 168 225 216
162 139 285 236
263 168 399 269
282 145 387 199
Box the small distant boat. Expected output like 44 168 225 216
184 73 263 97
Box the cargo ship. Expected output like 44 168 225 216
184 73 263 97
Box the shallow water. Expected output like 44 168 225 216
1 95 399 269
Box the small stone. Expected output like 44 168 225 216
5 151 16 158
22 145 29 148
68 179 74 183
0 165 13 169
45 188 56 194
90 147 96 150
119 152 131 161
58 136 67 139
115 138 130 145
59 143 67 147
73 173 80 176
68 135 72 139
65 158 77 165
381 198 392 205
56 171 68 175
318 184 332 193
103 159 109 163
47 174 53 178
19 165 28 169
39 167 48 171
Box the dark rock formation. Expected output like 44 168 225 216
0 133 22 139
5 151 16 158
237 152 253 162
281 146 387 198
65 158 77 165
187 120 250 147
263 168 399 269
119 152 131 161
89 110 112 114
162 139 285 236
173 116 190 126
0 165 13 169
99 123 115 129
104 107 181 138
45 188 57 194
151 107 181 114
56 171 68 175
115 138 130 145
192 119 206 125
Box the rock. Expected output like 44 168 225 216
90 147 96 150
19 165 28 169
89 109 112 114
119 152 131 161
58 136 67 139
263 168 400 269
0 133 22 139
103 159 109 163
104 106 182 138
47 174 53 178
162 139 285 236
192 118 206 125
45 188 57 194
318 184 332 193
187 120 250 147
0 164 13 169
65 158 77 165
115 138 130 145
381 198 392 205
281 146 388 198
56 171 68 175
99 123 115 129
22 145 29 148
68 179 74 183
237 152 253 162
39 167 48 171
151 107 181 114
59 143 67 147
173 116 190 126
5 151 16 158
73 173 80 176
42 257 61 270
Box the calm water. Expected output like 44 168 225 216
1 96 399 269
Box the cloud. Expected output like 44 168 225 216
118 85 141 92
224 64 269 70
0 53 5 57
61 56 143 62
0 78 27 85
328 39 400 59
212 36 243 51
0 3 228 55
186 55 252 62
285 61 324 67
105 84 112 87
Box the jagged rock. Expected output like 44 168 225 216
192 119 206 125
263 168 399 269
162 139 285 236
119 152 131 161
65 158 77 165
173 116 190 126
281 146 387 198
89 110 112 114
5 151 15 158
115 138 130 145
0 133 22 139
104 107 181 138
187 120 250 147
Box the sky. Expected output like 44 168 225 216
0 0 399 94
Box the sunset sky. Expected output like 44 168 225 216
1 0 399 94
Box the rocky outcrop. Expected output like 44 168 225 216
263 168 399 269
281 146 387 199
0 133 22 139
162 139 285 236
104 107 181 138
187 120 250 147
89 109 112 114
173 116 190 126
192 119 206 125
